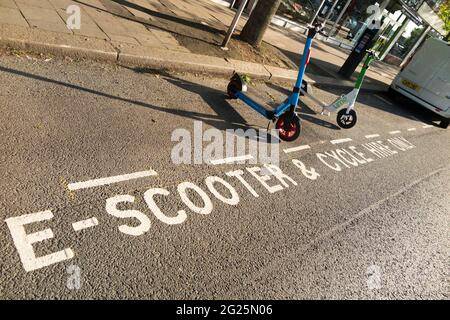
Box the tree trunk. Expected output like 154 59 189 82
240 0 282 48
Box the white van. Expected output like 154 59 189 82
390 37 450 129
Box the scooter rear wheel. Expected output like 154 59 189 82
276 113 301 142
337 109 357 129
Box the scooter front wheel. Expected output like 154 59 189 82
276 113 301 142
337 109 357 129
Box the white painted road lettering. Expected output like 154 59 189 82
283 144 311 154
178 182 213 215
264 165 298 187
205 176 240 206
330 138 353 145
210 154 253 165
144 188 187 225
247 167 284 194
68 169 157 191
105 195 151 236
5 136 418 272
5 211 74 272
72 217 99 231
226 170 259 198
365 134 380 139
292 160 320 180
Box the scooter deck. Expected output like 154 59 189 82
242 84 284 110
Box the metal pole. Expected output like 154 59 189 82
222 0 249 49
329 0 352 36
379 15 409 60
309 0 327 25
379 0 391 12
323 0 339 25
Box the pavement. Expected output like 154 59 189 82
0 0 398 92
0 53 448 299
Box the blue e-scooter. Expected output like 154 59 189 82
226 23 323 142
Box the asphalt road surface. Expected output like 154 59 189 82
0 52 449 299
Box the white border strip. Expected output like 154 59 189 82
389 130 401 135
72 217 99 231
365 134 380 139
68 169 157 191
407 128 417 131
210 154 253 165
283 145 311 154
330 138 353 145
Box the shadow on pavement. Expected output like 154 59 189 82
74 0 224 46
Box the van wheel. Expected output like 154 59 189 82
439 118 449 129
387 87 397 99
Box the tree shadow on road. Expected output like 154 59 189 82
0 64 281 143
264 82 341 130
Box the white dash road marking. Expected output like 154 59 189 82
210 154 253 165
72 217 99 231
330 138 353 145
407 128 417 131
422 124 433 128
68 169 157 191
365 134 380 139
283 145 311 154
389 130 401 135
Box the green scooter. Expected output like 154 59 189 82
321 50 379 129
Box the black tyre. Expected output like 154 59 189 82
227 80 241 99
275 113 301 142
337 109 357 129
439 118 449 129
387 87 397 99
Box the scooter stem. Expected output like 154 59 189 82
290 24 321 108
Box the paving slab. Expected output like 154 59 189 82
72 24 109 40
48 0 78 10
27 20 73 35
56 7 97 26
0 24 117 61
149 28 182 47
0 7 29 28
133 32 164 48
15 0 54 10
0 0 18 9
20 6 65 23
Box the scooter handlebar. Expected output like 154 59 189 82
366 50 380 60
307 22 324 38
